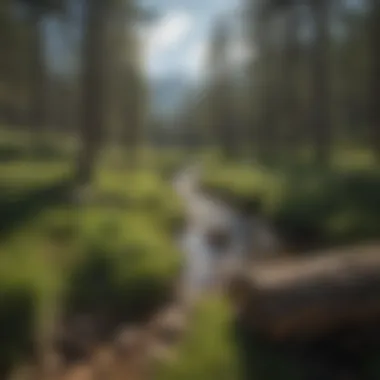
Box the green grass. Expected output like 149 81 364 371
201 163 283 214
200 153 380 252
93 167 186 233
157 296 241 380
140 147 189 179
0 128 77 161
0 160 74 239
0 160 72 194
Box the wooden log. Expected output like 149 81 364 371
228 243 380 342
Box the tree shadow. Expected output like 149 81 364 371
232 319 380 380
0 289 35 379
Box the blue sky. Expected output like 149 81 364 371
45 0 243 79
139 0 243 80
140 0 368 80
46 0 366 80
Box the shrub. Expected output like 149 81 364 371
201 161 380 251
64 211 181 326
271 169 380 250
0 234 64 377
201 164 282 215
0 159 184 371
93 168 185 234
140 149 187 180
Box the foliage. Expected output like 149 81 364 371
157 296 241 380
201 162 283 214
140 148 189 179
0 157 184 374
201 158 380 251
272 168 380 250
65 211 179 321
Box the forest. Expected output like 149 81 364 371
0 0 379 379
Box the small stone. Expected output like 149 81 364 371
151 308 187 345
114 327 144 355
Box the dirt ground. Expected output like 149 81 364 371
9 304 188 380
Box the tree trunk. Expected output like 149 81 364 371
75 0 107 186
310 0 331 167
369 0 380 162
256 13 277 164
219 79 237 159
29 11 46 139
282 6 301 160
122 24 146 168
252 17 271 163
123 71 145 168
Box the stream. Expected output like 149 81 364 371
173 164 278 304
20 164 281 380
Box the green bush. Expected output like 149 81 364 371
140 148 187 179
201 163 282 214
0 160 73 242
96 169 167 209
201 161 380 251
0 233 65 376
65 212 180 324
0 158 184 371
93 168 185 234
157 154 187 179
0 130 76 162
272 169 380 250
158 191 186 234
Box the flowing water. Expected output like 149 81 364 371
173 164 254 303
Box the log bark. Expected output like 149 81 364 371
228 243 380 342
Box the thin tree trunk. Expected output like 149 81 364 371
254 17 272 163
29 11 45 138
369 0 380 162
219 78 237 159
75 0 107 186
123 72 144 168
310 0 331 167
122 24 145 168
282 6 301 160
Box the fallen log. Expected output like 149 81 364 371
228 243 380 343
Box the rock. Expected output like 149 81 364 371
113 327 145 356
150 307 187 346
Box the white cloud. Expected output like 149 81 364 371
139 1 248 80
140 11 193 78
183 40 207 79
143 11 192 56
